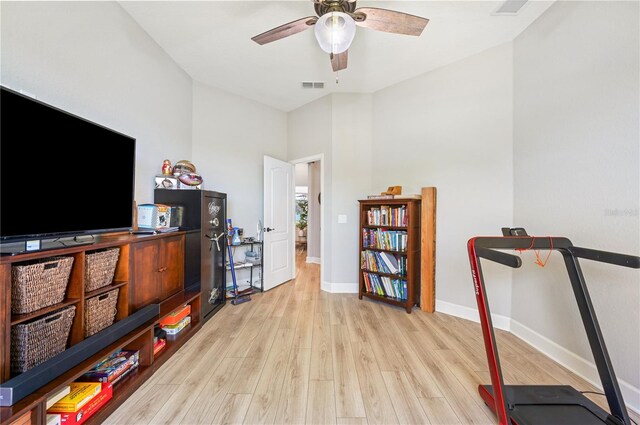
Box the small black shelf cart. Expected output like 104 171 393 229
225 240 264 292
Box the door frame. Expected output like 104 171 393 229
289 154 324 286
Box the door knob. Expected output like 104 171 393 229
264 227 275 232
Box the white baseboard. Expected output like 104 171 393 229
510 319 640 415
435 299 512 331
306 256 321 264
321 281 331 293
320 281 358 294
330 282 358 293
436 299 640 415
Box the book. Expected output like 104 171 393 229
81 350 139 383
162 315 191 335
110 361 138 386
47 383 102 413
47 414 62 425
153 338 167 356
59 383 112 425
367 194 395 199
366 194 421 200
46 386 71 409
159 304 191 326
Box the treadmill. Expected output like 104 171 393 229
467 229 640 425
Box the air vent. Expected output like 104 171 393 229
302 81 325 89
493 0 528 15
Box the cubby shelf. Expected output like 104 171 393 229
362 225 408 230
10 298 82 325
362 247 408 256
0 232 207 425
84 281 128 299
361 291 408 306
361 269 407 279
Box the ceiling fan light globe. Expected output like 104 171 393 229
314 11 356 54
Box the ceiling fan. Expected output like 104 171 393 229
251 0 429 72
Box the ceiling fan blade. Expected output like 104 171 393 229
353 8 429 36
331 51 348 72
251 16 318 45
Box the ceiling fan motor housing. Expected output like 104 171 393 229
314 0 357 18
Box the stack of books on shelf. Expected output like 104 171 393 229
362 228 408 252
363 272 407 300
154 326 167 356
82 350 140 384
367 205 409 226
361 250 406 276
47 381 114 425
160 304 191 337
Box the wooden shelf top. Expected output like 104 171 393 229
362 225 408 230
358 198 421 205
85 281 128 299
361 269 407 280
361 291 409 307
362 247 408 256
11 298 82 325
159 289 200 319
0 231 185 264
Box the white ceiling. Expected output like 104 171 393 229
120 1 554 111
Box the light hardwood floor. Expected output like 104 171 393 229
106 253 639 425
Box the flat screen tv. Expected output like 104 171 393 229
0 86 136 252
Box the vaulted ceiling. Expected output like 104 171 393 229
120 1 554 111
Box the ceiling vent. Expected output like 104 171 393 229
302 81 325 89
493 0 528 15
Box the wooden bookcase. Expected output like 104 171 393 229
358 199 421 313
0 232 202 425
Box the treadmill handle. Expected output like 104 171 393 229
476 247 522 269
569 247 640 269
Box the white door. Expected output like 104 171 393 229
263 155 295 290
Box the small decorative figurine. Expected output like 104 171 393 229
161 159 172 176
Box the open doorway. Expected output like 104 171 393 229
291 155 323 281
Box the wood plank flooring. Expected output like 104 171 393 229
106 253 639 425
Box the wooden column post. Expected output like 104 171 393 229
420 187 437 312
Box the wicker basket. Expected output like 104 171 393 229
84 289 119 337
85 248 120 292
11 256 74 315
10 305 76 375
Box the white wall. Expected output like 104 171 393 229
513 0 640 408
288 96 333 280
287 94 373 291
330 94 373 289
372 43 515 317
295 163 308 187
192 81 287 231
0 1 192 204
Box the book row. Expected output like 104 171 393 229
367 205 408 227
44 349 140 425
363 272 408 300
362 228 408 252
361 250 407 276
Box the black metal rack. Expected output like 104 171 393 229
226 240 264 292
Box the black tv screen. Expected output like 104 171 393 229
0 87 136 241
